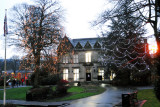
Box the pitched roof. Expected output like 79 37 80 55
72 38 100 47
58 36 102 50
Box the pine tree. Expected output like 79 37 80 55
97 0 150 85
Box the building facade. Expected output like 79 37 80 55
57 36 107 82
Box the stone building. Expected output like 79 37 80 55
57 36 106 82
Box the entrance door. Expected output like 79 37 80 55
86 73 91 81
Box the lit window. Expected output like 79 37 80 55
73 55 78 63
63 55 68 63
110 71 116 80
98 68 104 80
63 69 68 80
73 69 79 81
85 52 91 62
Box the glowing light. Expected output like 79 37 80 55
149 44 158 54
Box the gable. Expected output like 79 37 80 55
94 41 101 49
57 36 74 55
75 42 83 49
84 41 92 49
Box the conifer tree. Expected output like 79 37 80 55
96 0 150 85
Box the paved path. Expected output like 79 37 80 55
0 85 30 90
0 100 70 106
68 84 135 107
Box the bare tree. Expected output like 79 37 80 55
10 55 19 74
10 0 64 87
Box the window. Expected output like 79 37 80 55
98 68 104 80
73 55 78 63
110 71 116 80
85 52 91 62
63 69 68 80
73 69 79 81
63 55 68 63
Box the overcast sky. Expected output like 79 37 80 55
0 0 110 58
0 0 156 59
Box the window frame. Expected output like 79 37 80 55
98 68 104 80
73 68 79 81
63 68 69 81
63 55 69 63
85 52 91 62
73 54 78 63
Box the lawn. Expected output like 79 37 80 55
51 85 105 101
0 85 106 101
0 87 31 100
138 89 160 107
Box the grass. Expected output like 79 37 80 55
0 85 105 101
138 89 160 107
68 86 84 93
0 87 31 100
49 85 106 101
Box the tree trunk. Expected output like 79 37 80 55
33 51 41 88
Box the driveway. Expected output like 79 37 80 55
68 84 134 107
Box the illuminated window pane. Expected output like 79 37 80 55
63 69 68 80
98 68 104 80
63 56 68 63
85 52 91 62
73 55 78 63
73 69 79 81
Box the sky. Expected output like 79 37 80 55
0 0 156 59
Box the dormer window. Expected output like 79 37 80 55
85 52 91 62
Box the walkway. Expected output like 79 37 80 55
0 85 29 90
0 100 70 107
68 84 136 107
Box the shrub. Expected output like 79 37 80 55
0 76 10 86
30 71 61 86
56 79 69 94
154 78 160 101
132 70 151 86
30 70 48 86
0 79 9 86
40 74 61 85
112 70 130 86
0 79 4 86
26 86 53 101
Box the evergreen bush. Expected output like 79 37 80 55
56 79 69 94
30 71 61 86
154 78 160 101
